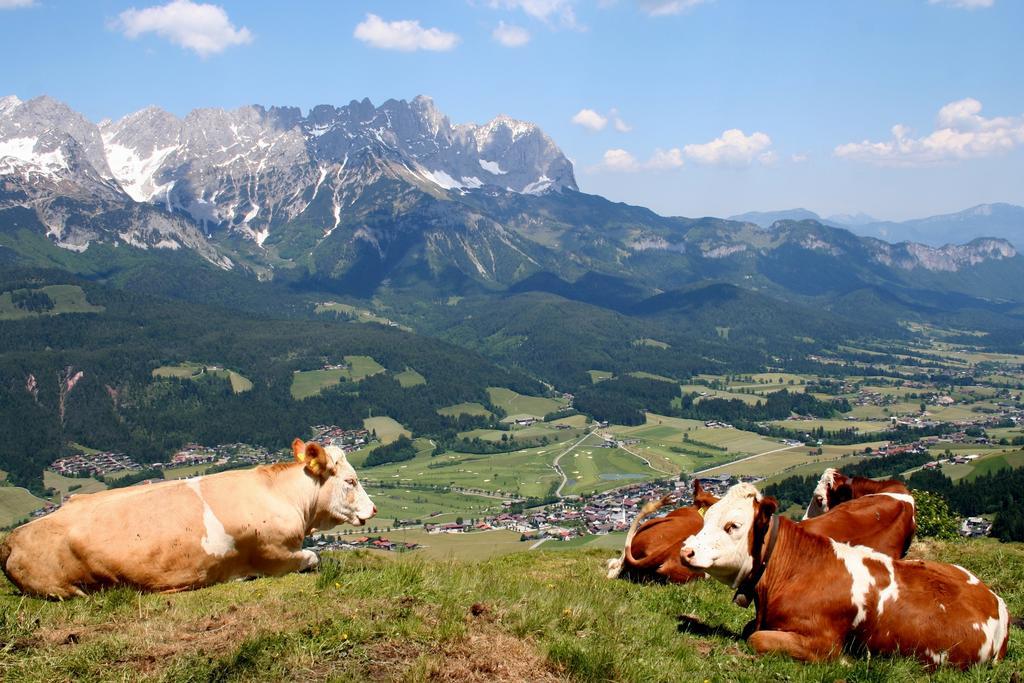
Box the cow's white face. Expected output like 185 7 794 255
802 467 838 519
323 446 376 526
680 483 759 587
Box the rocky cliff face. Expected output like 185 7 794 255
1 94 576 258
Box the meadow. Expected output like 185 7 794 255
0 539 1019 681
0 284 103 320
487 387 568 420
152 363 252 394
290 355 386 399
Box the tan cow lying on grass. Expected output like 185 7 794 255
1 439 375 598
680 483 1009 670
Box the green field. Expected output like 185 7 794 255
347 355 386 380
626 371 676 383
42 471 107 501
290 368 347 399
588 369 614 383
367 528 527 561
364 416 411 444
290 355 386 399
360 444 562 499
560 443 656 496
766 418 889 434
437 402 493 418
0 486 48 527
0 539 1018 681
351 486 502 528
153 362 252 394
0 284 104 320
314 301 412 331
393 368 426 387
487 387 567 419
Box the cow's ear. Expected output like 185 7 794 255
292 438 307 462
295 441 329 478
755 496 778 531
832 483 854 505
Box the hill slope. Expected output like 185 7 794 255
0 539 1019 681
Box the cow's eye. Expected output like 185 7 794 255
724 522 738 533
345 478 357 486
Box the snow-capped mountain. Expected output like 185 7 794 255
0 94 575 254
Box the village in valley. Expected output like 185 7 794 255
5 339 1023 557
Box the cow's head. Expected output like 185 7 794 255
679 483 777 588
802 468 852 519
692 479 719 512
292 439 376 526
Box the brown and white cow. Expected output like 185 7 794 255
680 483 1009 669
0 439 375 598
606 479 718 583
800 491 917 560
803 467 909 519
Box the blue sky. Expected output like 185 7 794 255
1 0 1021 220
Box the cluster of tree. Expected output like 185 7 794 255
445 434 549 455
762 474 818 511
908 467 1024 542
364 436 417 467
678 390 849 423
574 375 680 425
10 288 54 313
103 468 164 489
749 422 958 446
836 451 932 479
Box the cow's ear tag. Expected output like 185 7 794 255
292 438 308 463
698 507 705 518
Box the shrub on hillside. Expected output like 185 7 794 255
911 489 960 540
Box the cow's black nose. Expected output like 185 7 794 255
681 547 695 562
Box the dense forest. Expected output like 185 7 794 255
908 467 1024 542
0 269 539 491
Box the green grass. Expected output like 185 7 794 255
487 387 567 419
626 371 676 383
346 355 386 381
437 402 493 418
766 418 889 434
0 486 48 527
0 539 1018 681
394 368 426 388
344 486 503 528
290 356 385 399
358 445 563 499
42 471 106 502
561 442 657 496
364 416 410 444
0 284 104 320
290 368 347 400
588 370 614 383
152 363 252 394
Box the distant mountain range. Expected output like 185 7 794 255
2 93 1024 345
730 204 1024 249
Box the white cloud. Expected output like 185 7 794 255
597 148 640 171
354 13 459 52
683 129 774 166
115 0 252 57
593 147 684 172
571 108 608 131
646 147 684 169
610 108 632 132
490 0 580 29
791 153 809 163
492 21 530 46
929 0 994 9
0 0 35 9
834 98 1024 166
639 0 713 16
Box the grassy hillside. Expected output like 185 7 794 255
0 539 1019 681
